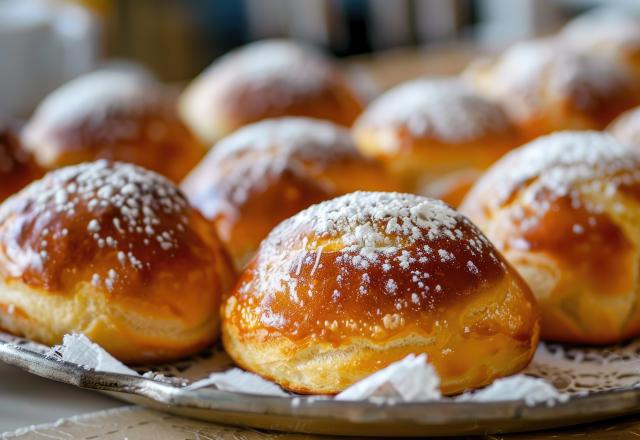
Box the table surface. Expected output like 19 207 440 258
0 362 124 433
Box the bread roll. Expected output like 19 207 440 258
461 131 640 344
353 78 521 206
222 192 539 395
464 39 639 140
0 123 42 202
560 8 640 79
179 40 364 145
22 71 204 182
0 161 235 363
182 117 398 268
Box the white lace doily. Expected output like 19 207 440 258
2 331 639 402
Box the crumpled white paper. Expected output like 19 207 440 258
42 334 569 406
46 333 138 376
336 354 441 402
187 368 289 396
456 375 570 406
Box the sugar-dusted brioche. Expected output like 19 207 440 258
353 78 521 205
0 161 235 363
461 131 640 344
179 40 364 144
182 117 399 268
464 39 639 140
222 192 539 394
22 71 204 182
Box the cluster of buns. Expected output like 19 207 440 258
5 8 640 398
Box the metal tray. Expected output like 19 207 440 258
2 335 640 437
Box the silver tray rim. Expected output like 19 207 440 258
3 341 640 436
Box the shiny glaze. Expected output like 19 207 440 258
182 119 397 266
0 161 234 322
466 40 640 139
23 72 203 182
225 193 537 344
182 40 363 135
506 195 635 295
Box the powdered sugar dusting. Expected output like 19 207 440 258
561 7 640 55
235 192 503 339
469 39 633 122
357 78 511 144
457 375 569 406
200 40 334 114
303 192 460 250
0 160 191 292
182 117 363 212
213 117 356 160
482 131 639 208
26 70 156 131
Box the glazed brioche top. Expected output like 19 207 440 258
561 8 640 52
29 71 155 127
0 161 219 297
23 71 188 159
468 40 635 122
183 117 368 216
201 40 337 104
355 78 513 144
470 131 640 212
227 192 532 342
461 131 640 296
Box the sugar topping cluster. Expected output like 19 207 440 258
480 40 632 119
0 160 191 292
561 8 640 50
238 192 502 337
358 78 512 143
466 131 640 242
210 40 334 108
267 191 494 269
490 131 640 206
30 70 157 128
24 70 172 151
187 118 363 208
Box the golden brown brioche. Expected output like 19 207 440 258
222 192 539 395
22 71 204 182
179 40 364 145
0 161 235 363
464 39 640 141
352 78 521 206
0 124 42 202
560 8 640 80
181 117 399 269
460 131 640 345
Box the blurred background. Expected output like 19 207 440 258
1 0 639 117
